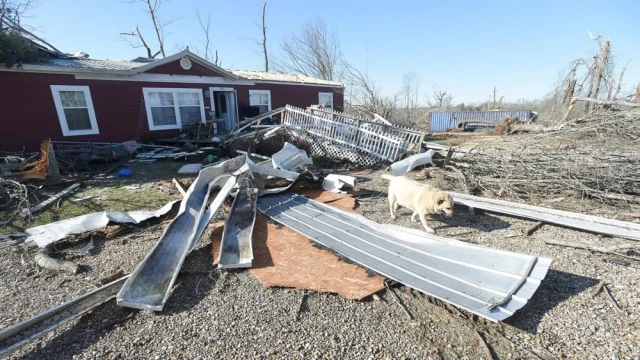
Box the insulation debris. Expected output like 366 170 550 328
322 174 360 193
25 200 179 247
390 150 436 175
271 142 313 171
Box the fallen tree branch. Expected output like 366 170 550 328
591 279 605 297
542 239 640 257
603 284 624 313
385 282 414 320
474 329 494 360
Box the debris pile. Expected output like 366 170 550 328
452 109 640 206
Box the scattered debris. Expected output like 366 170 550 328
385 282 414 320
178 163 202 174
609 258 631 266
390 150 436 175
34 248 78 274
25 201 179 247
0 275 129 356
0 233 26 241
23 183 81 216
172 178 186 197
18 139 59 181
542 239 640 259
591 280 605 297
271 142 313 171
322 174 359 193
525 222 545 236
80 237 94 255
602 284 624 313
99 268 125 285
117 169 132 177
70 195 101 203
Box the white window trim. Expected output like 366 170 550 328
50 85 100 136
249 89 272 111
142 87 206 131
319 92 334 109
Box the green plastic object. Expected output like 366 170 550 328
203 154 217 164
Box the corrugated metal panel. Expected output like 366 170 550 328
449 192 640 241
429 110 533 132
257 193 551 322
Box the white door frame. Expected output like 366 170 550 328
209 87 239 128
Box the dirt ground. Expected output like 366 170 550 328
0 157 638 359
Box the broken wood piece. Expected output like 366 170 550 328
474 329 494 360
542 239 640 257
294 291 308 321
385 283 414 320
443 148 454 167
34 249 78 274
525 222 544 236
603 284 623 313
591 280 605 297
99 268 125 285
24 183 81 216
172 178 186 197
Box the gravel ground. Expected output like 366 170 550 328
1 167 638 359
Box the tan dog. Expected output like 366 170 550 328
381 174 454 234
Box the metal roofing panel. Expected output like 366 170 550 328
449 192 640 241
228 69 344 86
218 187 258 269
429 110 533 132
117 156 247 311
257 193 551 322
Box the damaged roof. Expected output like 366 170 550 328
9 49 344 86
227 69 343 86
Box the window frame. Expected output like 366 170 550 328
50 85 100 136
249 89 272 112
142 87 206 131
318 92 334 110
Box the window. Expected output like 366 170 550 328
318 92 334 110
249 89 271 114
50 85 99 136
142 88 205 130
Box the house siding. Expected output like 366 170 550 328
0 71 344 151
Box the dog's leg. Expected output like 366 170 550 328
411 211 418 223
388 193 397 220
419 212 436 234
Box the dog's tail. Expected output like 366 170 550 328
380 174 395 181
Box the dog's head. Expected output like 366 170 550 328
435 192 454 217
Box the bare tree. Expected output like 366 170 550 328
194 9 220 66
345 65 397 119
428 84 451 109
0 0 34 29
274 17 345 81
259 2 268 71
121 0 176 58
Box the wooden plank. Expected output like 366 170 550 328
24 183 81 216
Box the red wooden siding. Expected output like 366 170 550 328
0 71 344 152
144 59 228 77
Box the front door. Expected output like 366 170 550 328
210 88 238 131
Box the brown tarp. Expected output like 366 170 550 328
210 188 384 300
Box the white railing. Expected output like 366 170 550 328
284 105 427 162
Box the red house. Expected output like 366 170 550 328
0 50 344 151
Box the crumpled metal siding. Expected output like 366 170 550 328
257 193 551 322
429 110 533 132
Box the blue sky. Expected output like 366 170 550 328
25 0 640 104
